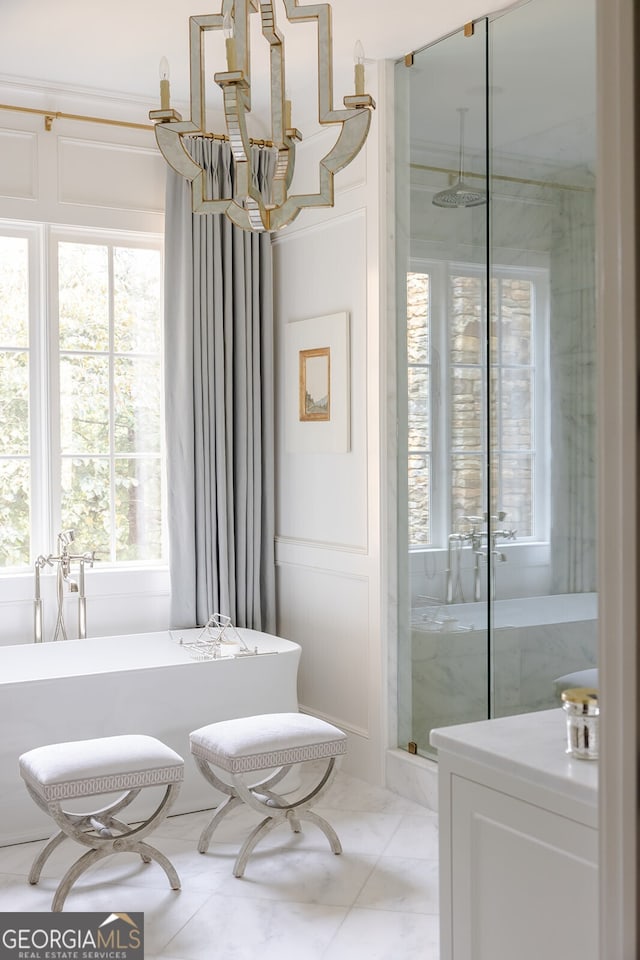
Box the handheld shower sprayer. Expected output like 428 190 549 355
32 530 99 642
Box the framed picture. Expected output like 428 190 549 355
299 347 331 421
285 312 350 452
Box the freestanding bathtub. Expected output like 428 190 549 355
0 628 300 846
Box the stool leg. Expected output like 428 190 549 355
109 819 152 862
52 848 110 912
198 795 243 854
287 810 302 834
233 816 282 878
134 842 181 890
299 810 342 854
43 783 182 910
28 830 66 885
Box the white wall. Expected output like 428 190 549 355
0 82 171 644
0 70 395 788
273 64 391 783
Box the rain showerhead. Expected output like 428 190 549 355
432 182 486 208
432 107 486 209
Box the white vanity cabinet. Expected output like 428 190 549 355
431 709 598 960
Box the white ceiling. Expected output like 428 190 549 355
0 0 508 114
0 0 594 170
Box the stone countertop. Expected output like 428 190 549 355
430 708 597 808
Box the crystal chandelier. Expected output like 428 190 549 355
149 0 375 233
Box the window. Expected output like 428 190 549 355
0 223 164 570
406 260 549 549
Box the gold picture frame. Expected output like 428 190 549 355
299 347 331 421
285 311 350 453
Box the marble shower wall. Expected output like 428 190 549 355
549 182 597 594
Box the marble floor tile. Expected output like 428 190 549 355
0 770 442 960
355 856 440 914
382 813 439 859
322 907 440 960
310 808 404 856
321 772 434 816
164 894 349 960
212 849 378 906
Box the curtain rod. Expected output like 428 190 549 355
411 162 594 193
0 102 154 132
0 103 274 146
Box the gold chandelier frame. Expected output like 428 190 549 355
149 0 375 232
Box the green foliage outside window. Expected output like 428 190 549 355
0 233 164 569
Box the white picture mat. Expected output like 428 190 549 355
285 312 350 453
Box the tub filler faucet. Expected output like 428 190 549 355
33 530 97 642
445 513 516 603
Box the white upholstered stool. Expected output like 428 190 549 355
19 734 184 911
190 712 347 877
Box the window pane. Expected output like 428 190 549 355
58 243 109 351
451 367 482 450
0 459 30 565
0 236 29 347
451 454 483 525
500 454 533 537
60 355 110 454
407 272 429 363
114 247 162 354
501 368 532 449
115 458 163 561
500 279 532 364
114 357 161 454
450 275 483 364
408 367 430 449
0 351 29 455
60 457 111 557
408 454 430 546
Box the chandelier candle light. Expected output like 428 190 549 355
149 0 375 232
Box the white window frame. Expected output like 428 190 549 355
0 219 166 577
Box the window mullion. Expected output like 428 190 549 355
108 244 116 564
42 226 61 552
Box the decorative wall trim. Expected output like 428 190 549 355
300 708 369 742
275 534 368 555
0 128 37 200
271 200 367 245
57 137 165 214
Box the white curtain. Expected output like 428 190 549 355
163 138 276 632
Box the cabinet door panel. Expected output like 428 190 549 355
451 775 598 960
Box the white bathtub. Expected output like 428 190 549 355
0 628 300 846
411 592 598 743
412 591 598 633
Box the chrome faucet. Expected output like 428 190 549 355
446 512 516 604
32 530 97 642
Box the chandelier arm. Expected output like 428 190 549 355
189 16 217 130
281 0 333 117
155 123 206 181
259 0 293 206
319 106 372 177
267 108 371 231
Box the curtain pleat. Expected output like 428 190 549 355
164 138 276 633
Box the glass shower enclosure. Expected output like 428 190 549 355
395 0 597 758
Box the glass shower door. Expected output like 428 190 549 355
395 0 597 759
396 21 490 758
488 0 597 719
